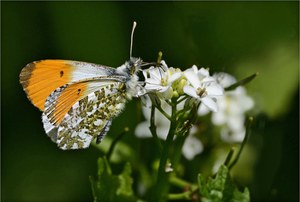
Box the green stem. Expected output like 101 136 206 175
167 177 199 201
149 104 162 152
107 128 128 161
157 106 171 120
175 108 186 117
168 192 190 200
171 133 187 168
172 103 199 168
228 117 253 170
224 147 235 166
153 103 177 201
176 95 188 104
165 99 173 106
169 176 192 188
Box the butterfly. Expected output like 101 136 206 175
19 22 147 150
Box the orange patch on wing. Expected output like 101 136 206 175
51 82 88 124
20 60 73 111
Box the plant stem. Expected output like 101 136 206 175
167 178 198 201
169 175 192 188
149 104 162 152
176 95 188 104
224 147 235 166
156 106 171 120
153 103 177 201
168 192 190 200
107 128 128 161
229 117 253 170
171 134 187 168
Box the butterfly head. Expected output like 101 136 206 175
128 57 143 75
116 57 143 77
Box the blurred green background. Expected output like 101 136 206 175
2 1 298 201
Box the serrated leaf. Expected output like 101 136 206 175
198 165 250 202
90 157 137 202
117 163 134 197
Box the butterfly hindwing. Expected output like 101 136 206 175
43 80 127 150
19 60 116 111
42 78 126 143
57 82 127 150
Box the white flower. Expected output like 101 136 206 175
134 98 203 160
211 72 254 142
182 126 203 160
183 65 224 112
143 61 182 99
135 99 170 139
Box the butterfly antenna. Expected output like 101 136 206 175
130 21 137 58
140 62 156 67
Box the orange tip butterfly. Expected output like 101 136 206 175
20 22 146 150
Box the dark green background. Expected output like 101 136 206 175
2 2 299 201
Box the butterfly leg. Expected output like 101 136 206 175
96 120 112 144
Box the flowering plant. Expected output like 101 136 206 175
91 53 256 201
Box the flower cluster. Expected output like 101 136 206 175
142 61 183 100
211 73 254 142
135 60 254 160
143 61 224 110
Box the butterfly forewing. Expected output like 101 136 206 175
19 60 116 111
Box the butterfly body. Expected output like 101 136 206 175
20 57 144 149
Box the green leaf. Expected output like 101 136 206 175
198 165 250 202
225 73 258 91
90 157 138 202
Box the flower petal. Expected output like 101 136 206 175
183 85 198 98
182 135 203 160
149 68 163 81
198 67 210 77
202 76 216 83
206 84 224 96
191 65 198 73
220 127 245 143
144 84 162 91
142 69 149 79
159 87 173 100
146 78 160 85
160 60 168 70
184 70 200 89
201 97 218 112
197 103 210 116
211 111 227 125
213 72 236 88
135 121 152 138
158 86 170 93
168 72 182 84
